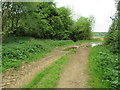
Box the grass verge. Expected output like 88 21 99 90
2 36 74 71
76 38 102 43
88 45 119 89
63 38 102 47
2 36 102 71
22 49 74 88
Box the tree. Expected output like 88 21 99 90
2 2 30 40
70 16 94 41
2 2 94 42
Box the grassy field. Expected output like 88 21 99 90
22 49 73 88
88 45 119 89
2 36 102 71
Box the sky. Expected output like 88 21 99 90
54 0 116 32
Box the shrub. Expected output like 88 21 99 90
89 45 119 89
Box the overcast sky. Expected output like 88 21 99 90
54 0 116 32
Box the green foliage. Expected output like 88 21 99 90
2 2 74 40
22 50 73 88
104 30 119 53
2 36 73 71
70 16 94 41
56 7 73 40
104 1 120 53
99 2 120 88
89 45 119 89
2 35 102 71
2 2 94 41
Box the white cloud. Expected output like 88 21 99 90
54 0 116 32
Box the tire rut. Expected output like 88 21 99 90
57 44 90 88
2 47 68 88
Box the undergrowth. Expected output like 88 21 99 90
2 36 74 71
2 36 101 71
89 45 119 89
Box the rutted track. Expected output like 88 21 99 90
57 43 90 88
2 47 68 88
2 43 91 88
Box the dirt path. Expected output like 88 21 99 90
57 44 90 88
2 43 91 88
2 47 68 88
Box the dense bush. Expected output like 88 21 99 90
2 2 93 41
70 16 94 41
104 1 120 53
2 36 74 71
2 2 74 40
89 45 119 89
104 30 119 53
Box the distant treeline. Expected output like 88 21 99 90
2 2 94 42
93 32 107 37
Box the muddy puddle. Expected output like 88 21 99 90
91 43 102 47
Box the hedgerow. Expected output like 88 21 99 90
89 45 119 89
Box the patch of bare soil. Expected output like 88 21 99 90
57 44 90 88
2 47 68 88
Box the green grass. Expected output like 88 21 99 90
2 36 74 71
76 38 102 43
63 38 102 47
88 45 119 89
22 49 73 88
2 36 102 71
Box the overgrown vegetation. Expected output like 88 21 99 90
2 1 119 89
2 2 94 41
89 45 119 89
2 36 74 71
89 1 119 89
3 36 101 71
70 16 94 41
104 1 120 53
22 50 73 88
1 1 96 72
